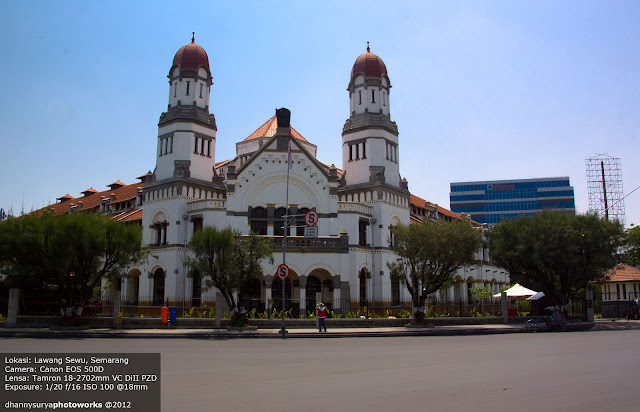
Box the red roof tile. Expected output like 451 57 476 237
410 194 480 225
600 263 640 283
108 180 126 189
33 182 142 218
244 115 307 142
112 209 143 222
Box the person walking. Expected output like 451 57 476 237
316 302 327 332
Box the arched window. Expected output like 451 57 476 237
153 269 165 305
296 208 309 236
250 207 268 235
274 207 286 236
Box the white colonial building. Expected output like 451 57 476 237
45 36 510 314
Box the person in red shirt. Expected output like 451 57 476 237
316 302 327 332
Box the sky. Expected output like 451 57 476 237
1 1 639 227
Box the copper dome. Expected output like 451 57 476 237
172 33 210 70
350 44 387 79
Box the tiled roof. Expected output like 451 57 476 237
599 263 640 283
410 194 480 225
32 181 142 218
244 115 307 142
112 209 143 222
108 180 126 189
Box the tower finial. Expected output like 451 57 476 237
192 32 195 43
367 41 370 53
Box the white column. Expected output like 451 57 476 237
461 282 468 303
264 275 273 314
299 276 307 315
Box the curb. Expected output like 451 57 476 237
0 322 596 339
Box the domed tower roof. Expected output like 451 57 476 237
172 32 210 71
350 42 387 80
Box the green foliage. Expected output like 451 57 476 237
515 299 531 315
183 307 196 318
345 310 361 319
330 311 342 319
488 211 624 307
388 220 483 318
0 212 146 315
623 226 640 267
469 286 490 301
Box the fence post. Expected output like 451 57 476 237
7 288 20 328
113 292 122 329
501 291 508 325
214 292 223 329
585 290 594 322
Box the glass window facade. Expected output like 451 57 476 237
449 177 575 226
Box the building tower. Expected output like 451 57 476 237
141 34 222 304
586 154 625 225
155 33 217 181
342 43 401 188
340 44 410 307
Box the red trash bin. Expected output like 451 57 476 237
161 307 169 324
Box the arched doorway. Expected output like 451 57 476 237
306 276 322 313
240 278 263 312
192 269 202 307
359 268 369 308
153 268 165 305
272 277 292 315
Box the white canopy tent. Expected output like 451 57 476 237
493 283 538 299
526 291 545 301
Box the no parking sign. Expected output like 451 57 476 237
276 263 290 280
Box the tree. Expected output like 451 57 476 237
188 227 273 326
388 220 483 323
622 225 640 267
0 212 146 318
487 211 624 310
469 286 491 313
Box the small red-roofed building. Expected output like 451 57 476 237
596 263 640 318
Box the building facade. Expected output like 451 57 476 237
40 37 510 313
450 177 576 227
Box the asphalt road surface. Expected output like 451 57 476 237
2 330 639 411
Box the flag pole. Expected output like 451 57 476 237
280 128 292 339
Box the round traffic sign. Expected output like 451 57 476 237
276 263 290 280
304 210 319 227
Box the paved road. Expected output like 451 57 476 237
2 329 639 411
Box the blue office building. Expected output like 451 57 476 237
450 177 575 226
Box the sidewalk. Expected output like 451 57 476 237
0 320 614 339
